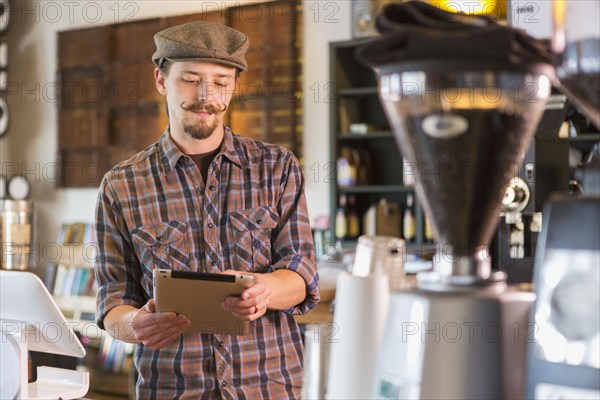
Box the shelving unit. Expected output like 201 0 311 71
568 133 600 154
339 130 394 140
338 185 411 194
46 235 134 398
329 39 434 250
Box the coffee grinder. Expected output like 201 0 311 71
356 2 556 398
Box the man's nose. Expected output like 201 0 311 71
196 82 220 103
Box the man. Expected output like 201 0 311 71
95 21 319 399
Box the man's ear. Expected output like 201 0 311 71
155 68 168 96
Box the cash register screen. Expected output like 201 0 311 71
0 270 86 358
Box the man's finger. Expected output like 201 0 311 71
140 320 191 346
145 331 183 349
138 311 180 326
229 289 269 310
221 269 237 276
144 299 156 313
240 283 267 299
134 314 186 338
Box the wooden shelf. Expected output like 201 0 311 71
569 133 600 141
295 301 333 325
338 87 378 96
339 131 394 140
338 185 411 194
54 295 96 313
82 365 134 398
54 295 103 340
339 239 437 252
56 244 96 268
331 38 374 49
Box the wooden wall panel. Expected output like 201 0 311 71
58 149 107 187
58 0 302 187
164 10 226 26
59 108 108 149
110 104 167 149
228 100 265 141
58 27 110 69
59 68 106 108
112 19 166 64
109 63 163 106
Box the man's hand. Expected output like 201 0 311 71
221 270 271 321
130 299 191 349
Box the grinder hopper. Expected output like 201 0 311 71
378 62 552 289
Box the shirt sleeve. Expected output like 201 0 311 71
95 175 145 330
270 152 320 315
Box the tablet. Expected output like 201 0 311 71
153 269 254 335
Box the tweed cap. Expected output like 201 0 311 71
152 21 249 71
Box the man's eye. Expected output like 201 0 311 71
182 79 198 84
215 82 227 87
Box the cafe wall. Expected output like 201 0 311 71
2 0 350 269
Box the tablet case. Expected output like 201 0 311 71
153 269 254 335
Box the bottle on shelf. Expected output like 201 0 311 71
403 194 416 243
403 157 416 187
335 194 349 241
347 195 361 239
337 146 360 186
424 215 435 243
356 148 372 185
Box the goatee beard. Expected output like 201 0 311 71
183 120 217 140
180 101 227 140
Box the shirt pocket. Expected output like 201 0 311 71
131 220 191 278
229 206 278 272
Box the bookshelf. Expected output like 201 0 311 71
47 222 134 398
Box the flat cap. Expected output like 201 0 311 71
152 21 249 71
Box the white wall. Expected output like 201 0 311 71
302 0 351 222
3 0 350 268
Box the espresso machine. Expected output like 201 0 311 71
356 2 558 398
524 1 600 398
493 117 570 283
493 0 597 285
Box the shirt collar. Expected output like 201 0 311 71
219 126 247 168
159 126 247 173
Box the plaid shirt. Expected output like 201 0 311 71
95 127 319 399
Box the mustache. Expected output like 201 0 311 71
180 102 227 113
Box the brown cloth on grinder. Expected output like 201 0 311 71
356 1 556 69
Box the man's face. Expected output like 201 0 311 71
155 61 237 140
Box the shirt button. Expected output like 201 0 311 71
221 381 227 387
196 186 202 192
208 223 214 229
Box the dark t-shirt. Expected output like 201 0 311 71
188 145 221 184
